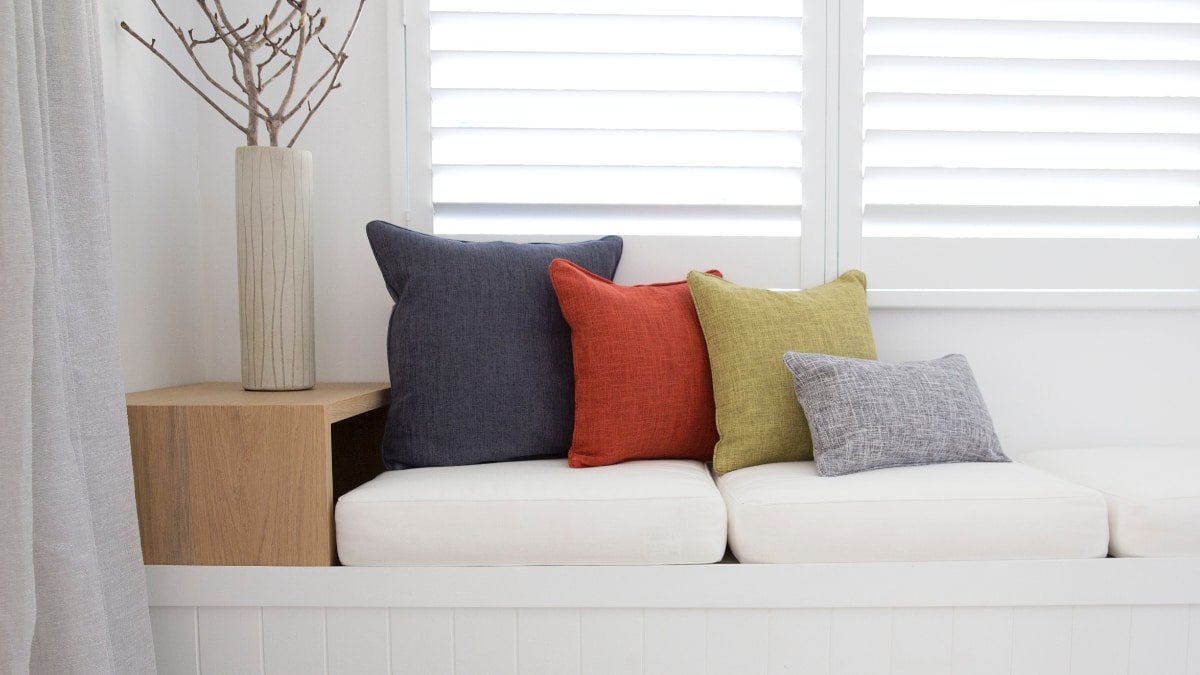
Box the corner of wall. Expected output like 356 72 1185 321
100 0 207 392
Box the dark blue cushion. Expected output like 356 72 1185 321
366 221 623 469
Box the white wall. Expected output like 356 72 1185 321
100 0 207 392
872 308 1200 452
102 5 1200 450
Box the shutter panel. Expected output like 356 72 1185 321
859 0 1200 292
427 1 805 239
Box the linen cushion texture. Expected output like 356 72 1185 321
549 259 720 467
718 461 1109 562
687 270 877 474
783 352 1009 477
335 459 728 565
366 221 623 469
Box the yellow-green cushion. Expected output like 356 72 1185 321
687 270 877 474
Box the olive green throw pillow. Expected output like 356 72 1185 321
687 270 877 474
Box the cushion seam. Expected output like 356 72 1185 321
340 495 724 505
724 493 1102 507
1091 489 1200 503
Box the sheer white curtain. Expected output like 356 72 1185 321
0 1 155 672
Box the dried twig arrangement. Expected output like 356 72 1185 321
122 0 366 147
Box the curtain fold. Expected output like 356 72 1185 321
1 0 156 672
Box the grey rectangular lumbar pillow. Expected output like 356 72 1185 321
366 221 622 469
782 352 1008 477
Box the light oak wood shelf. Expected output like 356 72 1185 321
127 382 389 566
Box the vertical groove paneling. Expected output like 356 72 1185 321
581 609 644 675
390 608 453 675
1071 605 1132 675
768 609 832 675
708 609 769 675
157 603 1200 675
950 607 1013 675
326 608 389 674
1188 605 1200 675
1129 605 1190 675
830 608 891 675
455 608 518 675
518 608 581 675
262 607 325 675
150 606 199 675
197 607 263 675
1011 606 1072 675
891 607 952 675
644 609 706 675
235 146 315 392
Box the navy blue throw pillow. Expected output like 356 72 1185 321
366 221 623 469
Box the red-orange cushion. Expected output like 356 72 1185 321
549 259 721 468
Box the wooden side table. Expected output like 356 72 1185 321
126 382 390 566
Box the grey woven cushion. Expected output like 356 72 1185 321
782 353 1008 476
366 221 623 469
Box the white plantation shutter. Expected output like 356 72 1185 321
428 0 804 236
856 0 1200 293
403 0 813 286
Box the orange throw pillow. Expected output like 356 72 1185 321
549 259 720 467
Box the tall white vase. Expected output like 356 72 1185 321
235 146 316 391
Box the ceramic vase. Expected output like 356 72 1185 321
235 146 315 391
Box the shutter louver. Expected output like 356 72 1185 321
428 0 804 236
860 0 1200 291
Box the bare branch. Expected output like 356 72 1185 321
208 0 248 50
254 11 317 90
187 18 247 46
226 44 250 95
195 0 243 58
197 0 264 143
189 28 215 45
265 0 287 21
287 79 341 148
285 0 365 146
316 34 336 59
259 57 294 91
193 22 254 100
281 57 336 121
255 5 301 49
277 0 312 115
146 0 274 122
243 21 267 47
264 21 301 58
256 41 285 90
190 4 253 100
325 1 364 72
307 9 326 36
127 0 365 147
120 21 248 135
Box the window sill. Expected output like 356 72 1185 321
867 289 1200 311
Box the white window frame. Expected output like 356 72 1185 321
388 0 1200 308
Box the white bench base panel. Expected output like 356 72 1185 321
147 560 1200 675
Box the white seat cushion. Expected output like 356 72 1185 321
719 461 1108 563
1021 448 1200 557
336 459 727 566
